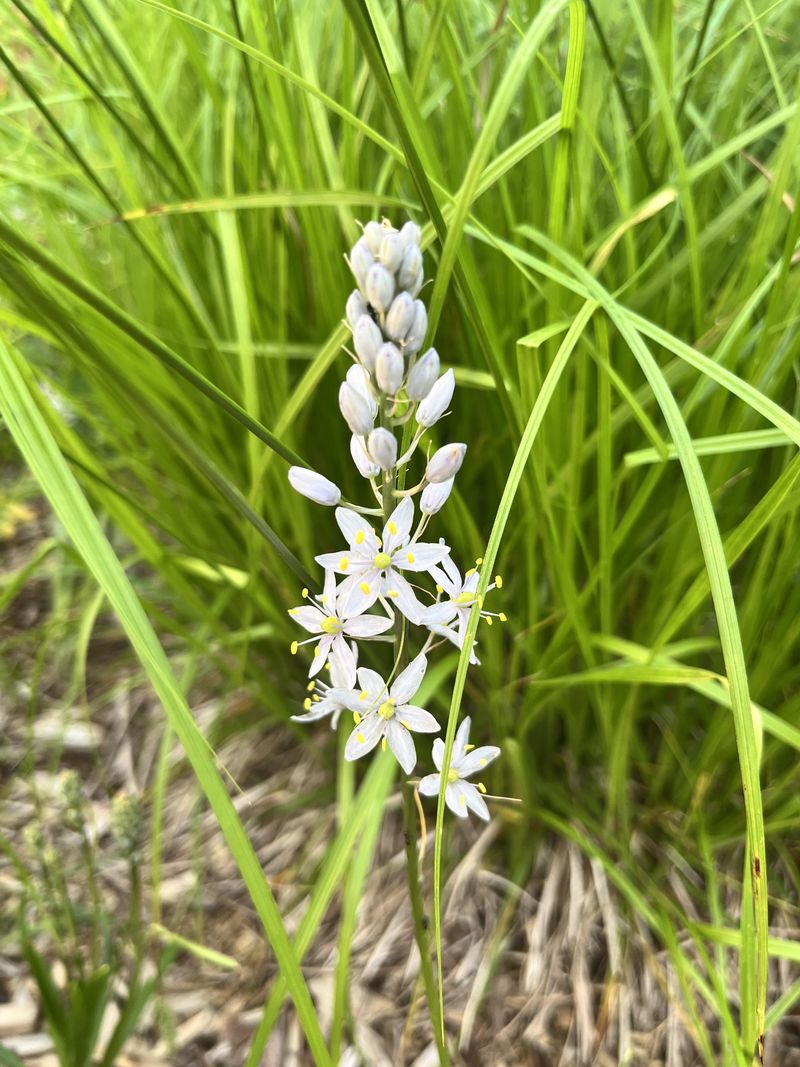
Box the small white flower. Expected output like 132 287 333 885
404 299 427 355
375 343 404 395
365 263 395 312
420 476 453 515
344 653 439 773
350 434 380 478
288 570 392 689
398 243 423 293
314 497 450 622
353 315 382 372
288 467 341 506
418 716 500 820
406 347 439 401
422 556 504 663
379 231 405 272
345 364 377 417
385 292 416 343
291 679 357 728
416 368 454 428
426 442 466 483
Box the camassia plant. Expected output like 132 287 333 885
286 218 504 1056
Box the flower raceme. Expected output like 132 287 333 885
286 217 502 819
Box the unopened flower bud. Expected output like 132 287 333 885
339 380 375 436
362 220 385 256
353 315 382 372
399 220 421 249
416 368 454 427
346 289 367 330
375 343 404 395
349 239 373 289
398 243 423 292
426 443 466 483
346 364 377 416
365 263 395 312
403 299 427 354
111 792 145 860
379 232 405 272
409 267 424 298
367 427 398 471
288 466 341 506
406 347 440 400
385 292 416 343
351 433 381 478
420 476 454 514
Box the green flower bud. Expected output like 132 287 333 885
111 792 145 859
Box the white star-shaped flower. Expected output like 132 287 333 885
422 555 504 663
418 716 501 820
288 570 392 689
291 679 357 728
343 653 439 773
315 498 450 623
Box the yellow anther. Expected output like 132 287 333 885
355 530 365 545
465 567 476 577
387 589 399 598
478 595 485 609
339 556 349 571
486 616 493 626
359 690 368 701
359 581 371 595
477 782 487 794
320 615 343 634
312 695 321 702
447 769 460 784
303 698 312 710
356 731 365 744
378 699 396 720
290 641 298 655
476 557 483 566
307 681 316 691
499 612 508 622
288 608 298 616
388 521 398 535
479 757 487 766
495 575 503 588
381 737 387 751
353 711 361 725
302 587 309 598
464 744 475 752
373 552 392 569
406 552 415 564
459 793 466 806
455 592 474 605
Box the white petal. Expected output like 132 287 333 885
344 714 384 762
315 551 358 574
291 700 338 723
393 541 450 573
338 569 380 617
343 613 393 637
308 636 333 678
382 496 414 554
288 605 325 633
382 570 421 624
445 781 470 818
421 601 458 627
396 705 439 733
462 781 491 820
453 717 472 763
390 652 428 704
386 720 416 774
355 668 387 704
457 745 501 778
336 507 379 550
287 467 341 506
464 570 480 594
418 773 441 796
329 636 356 689
322 568 337 609
431 737 444 771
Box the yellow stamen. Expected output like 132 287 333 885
455 592 474 605
381 737 387 751
499 612 507 622
477 783 487 794
388 521 398 535
378 699 396 720
373 551 392 569
465 567 476 577
356 731 365 744
339 556 349 571
436 583 443 594
288 608 298 616
320 615 343 634
290 641 298 655
303 698 311 710
476 557 483 565
353 711 361 725
312 695 321 702
355 530 365 545
320 594 327 604
359 690 368 701
302 587 309 598
359 581 371 595
486 616 493 626
464 744 475 752
406 551 415 564
386 589 399 598
479 757 487 766
307 681 315 691
447 769 460 784
495 575 503 588
459 794 466 806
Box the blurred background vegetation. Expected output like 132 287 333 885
1 0 799 1064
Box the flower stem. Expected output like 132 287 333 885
380 422 449 1066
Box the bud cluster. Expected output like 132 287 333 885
287 219 502 821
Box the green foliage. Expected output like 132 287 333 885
1 0 799 1062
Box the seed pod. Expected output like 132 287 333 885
399 220 422 249
350 434 381 478
288 466 342 506
349 239 373 290
362 220 385 256
365 263 395 312
398 243 423 292
338 381 375 436
426 442 466 483
380 232 405 272
353 315 382 373
346 363 377 416
385 292 416 342
416 368 454 427
406 347 440 400
375 342 404 395
420 476 454 514
367 427 398 471
403 299 428 355
346 289 368 330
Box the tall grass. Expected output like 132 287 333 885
1 0 799 1062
